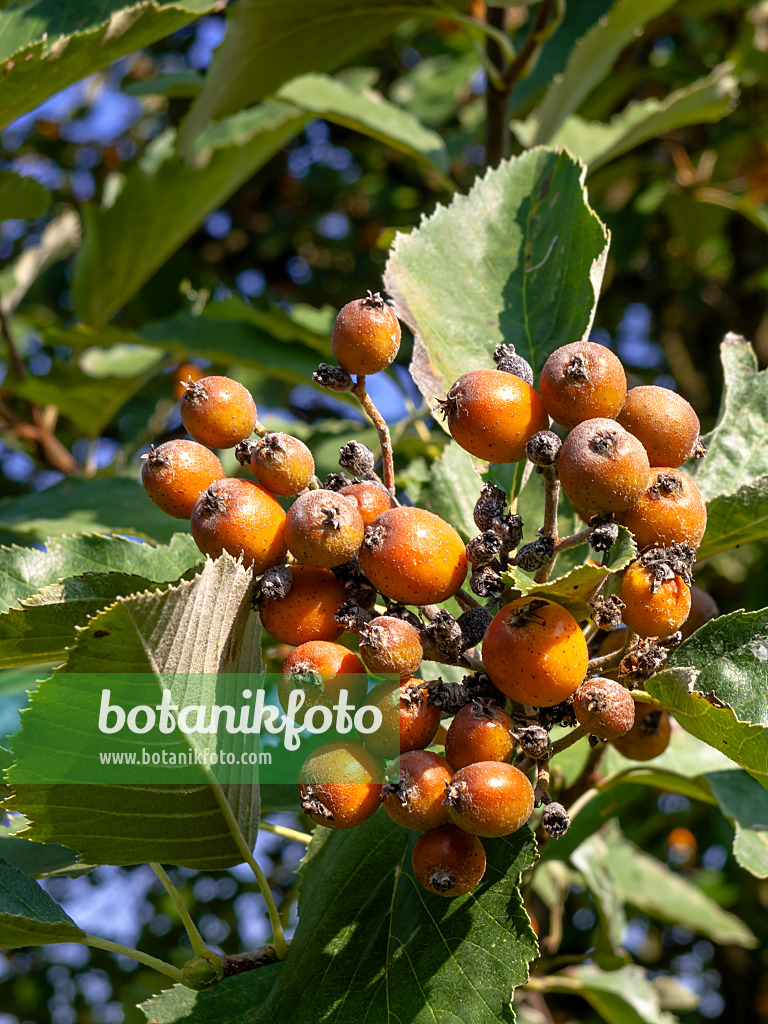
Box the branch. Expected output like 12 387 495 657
0 306 26 380
534 466 560 583
352 375 396 496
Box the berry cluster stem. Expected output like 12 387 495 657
150 863 212 959
534 466 560 583
586 628 635 675
352 375 396 496
554 526 593 552
80 934 184 982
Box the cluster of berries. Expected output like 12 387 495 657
141 292 713 899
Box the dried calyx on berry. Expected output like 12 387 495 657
492 512 524 552
256 565 292 604
324 471 350 492
235 439 258 466
313 363 355 392
525 430 562 467
331 557 377 609
334 599 371 633
426 679 473 714
466 530 503 566
514 535 555 573
473 483 506 531
385 603 424 629
493 344 534 386
456 606 492 650
339 440 376 478
424 610 464 659
590 594 626 631
515 724 551 760
470 565 504 600
590 515 620 553
640 542 695 591
541 801 570 838
538 699 578 730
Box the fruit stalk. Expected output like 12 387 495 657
352 375 396 496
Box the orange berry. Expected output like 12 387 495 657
540 341 627 429
358 615 423 677
381 750 453 831
571 677 635 740
612 703 671 761
298 739 382 829
444 761 534 838
249 432 315 496
339 481 396 526
439 369 549 463
365 678 440 758
620 560 691 638
483 598 588 707
412 823 486 897
284 490 364 569
332 292 401 375
358 507 468 605
173 363 204 401
618 468 707 550
680 585 719 640
141 439 224 519
445 701 516 770
558 417 651 513
180 375 258 449
261 565 347 645
190 478 287 573
617 385 701 467
278 641 366 715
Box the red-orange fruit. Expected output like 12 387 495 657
482 597 588 707
278 641 367 715
358 615 423 678
444 761 535 838
612 703 671 761
571 677 635 740
284 489 365 569
617 385 701 467
618 468 707 550
445 702 516 770
358 507 468 605
250 432 315 497
339 482 396 526
680 585 719 640
190 478 287 573
141 439 225 519
558 417 651 513
365 678 440 758
412 823 487 897
298 739 382 829
620 560 691 639
439 369 550 463
180 374 258 449
540 341 627 429
381 750 453 831
261 565 347 645
332 293 401 375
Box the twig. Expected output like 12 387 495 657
534 761 551 805
81 934 183 982
352 375 396 496
587 629 634 676
554 526 593 552
221 946 281 977
0 396 80 475
534 466 560 583
150 863 211 960
550 724 586 757
0 306 25 380
456 588 481 610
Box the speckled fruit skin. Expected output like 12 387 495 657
445 702 516 770
190 478 287 573
358 507 468 605
618 468 707 550
620 561 691 638
180 375 258 449
261 565 347 645
339 482 396 526
412 823 487 897
250 433 315 496
284 489 365 569
365 678 440 758
540 341 627 429
442 369 549 463
612 703 671 761
298 740 382 829
558 417 651 513
382 750 453 832
141 439 225 519
278 641 367 715
571 677 635 740
482 597 588 707
445 761 534 838
332 296 401 375
680 585 719 640
617 385 700 467
358 615 423 677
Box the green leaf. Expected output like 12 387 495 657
571 828 627 951
276 73 449 176
141 965 282 1023
123 70 205 98
504 525 635 620
177 0 461 154
514 64 738 171
384 147 609 417
6 554 262 869
536 964 678 1024
0 170 50 218
416 442 481 541
257 812 538 1023
0 210 80 316
530 0 680 145
0 858 85 947
390 52 478 128
0 815 82 878
73 104 307 328
0 0 216 130
0 532 201 613
705 768 768 878
692 335 768 558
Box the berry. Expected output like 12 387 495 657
526 430 562 467
141 440 224 519
620 560 691 638
571 677 635 740
338 440 376 478
439 369 549 463
466 530 502 566
339 481 395 526
359 507 468 605
278 641 367 715
358 615 423 677
444 761 535 837
180 375 258 449
445 701 516 770
473 482 506 531
284 490 365 569
332 292 401 375
482 598 588 707
365 678 440 758
618 468 707 550
680 585 719 640
312 363 354 392
248 432 315 496
558 418 651 513
617 385 701 467
493 344 534 386
261 565 347 645
381 750 453 831
173 363 203 401
298 739 382 829
541 802 570 838
612 703 671 761
190 478 287 573
411 823 486 897
540 341 627 429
